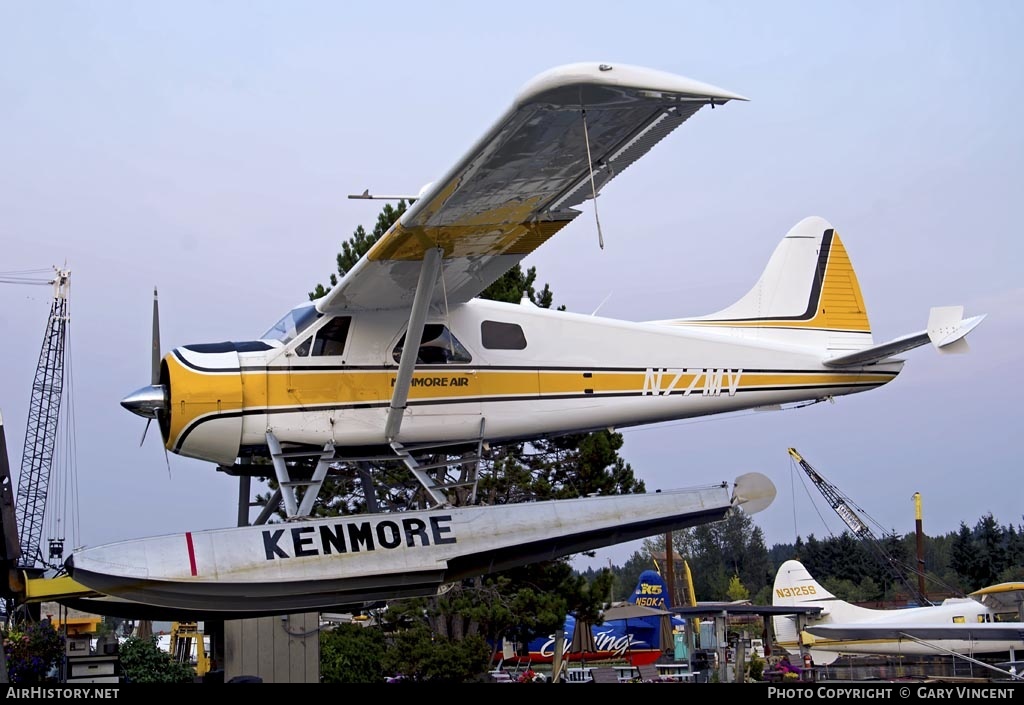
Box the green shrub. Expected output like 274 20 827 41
747 652 765 681
119 635 196 683
319 624 386 683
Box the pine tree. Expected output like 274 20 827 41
265 202 643 673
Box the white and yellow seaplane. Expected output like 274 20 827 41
63 62 981 616
119 61 982 505
772 560 1024 678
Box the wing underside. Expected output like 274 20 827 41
320 62 746 315
807 623 1024 642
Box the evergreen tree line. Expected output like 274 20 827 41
586 510 1024 608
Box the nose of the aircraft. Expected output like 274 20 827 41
121 384 168 419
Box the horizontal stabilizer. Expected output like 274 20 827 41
824 307 986 368
928 305 986 352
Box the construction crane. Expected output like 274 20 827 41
0 267 74 575
15 268 72 573
0 268 99 635
787 447 931 606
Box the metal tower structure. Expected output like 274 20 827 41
787 447 932 606
15 269 70 571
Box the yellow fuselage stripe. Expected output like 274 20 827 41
166 357 893 444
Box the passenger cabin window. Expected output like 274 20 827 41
392 325 472 364
294 316 351 357
481 320 527 350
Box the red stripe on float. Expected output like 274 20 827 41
186 532 197 576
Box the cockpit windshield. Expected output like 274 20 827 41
261 302 321 344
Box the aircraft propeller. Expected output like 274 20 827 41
121 287 171 475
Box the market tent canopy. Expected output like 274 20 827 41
569 616 598 654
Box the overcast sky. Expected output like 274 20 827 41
2 1 1021 580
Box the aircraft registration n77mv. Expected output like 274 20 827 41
119 61 984 513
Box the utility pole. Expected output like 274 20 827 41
664 532 675 609
913 492 926 602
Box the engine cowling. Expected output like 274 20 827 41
163 344 244 466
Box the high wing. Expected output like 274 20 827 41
969 582 1024 615
318 62 746 316
806 622 1024 642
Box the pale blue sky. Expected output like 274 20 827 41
1 1 1021 574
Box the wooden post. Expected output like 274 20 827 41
913 492 926 602
664 532 675 610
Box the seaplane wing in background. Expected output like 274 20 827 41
117 61 985 513
772 560 1024 668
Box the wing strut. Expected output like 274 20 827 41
889 633 1021 681
265 432 335 519
581 109 605 250
385 247 443 442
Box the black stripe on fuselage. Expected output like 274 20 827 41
170 369 893 453
181 341 274 354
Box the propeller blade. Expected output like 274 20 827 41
164 446 172 479
140 418 152 447
151 287 161 386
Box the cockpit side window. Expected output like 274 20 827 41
392 324 472 364
294 315 351 357
311 316 351 356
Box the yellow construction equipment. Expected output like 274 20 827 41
170 622 209 677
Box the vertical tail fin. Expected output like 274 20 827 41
773 559 837 608
665 216 874 354
630 569 672 609
772 560 878 664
